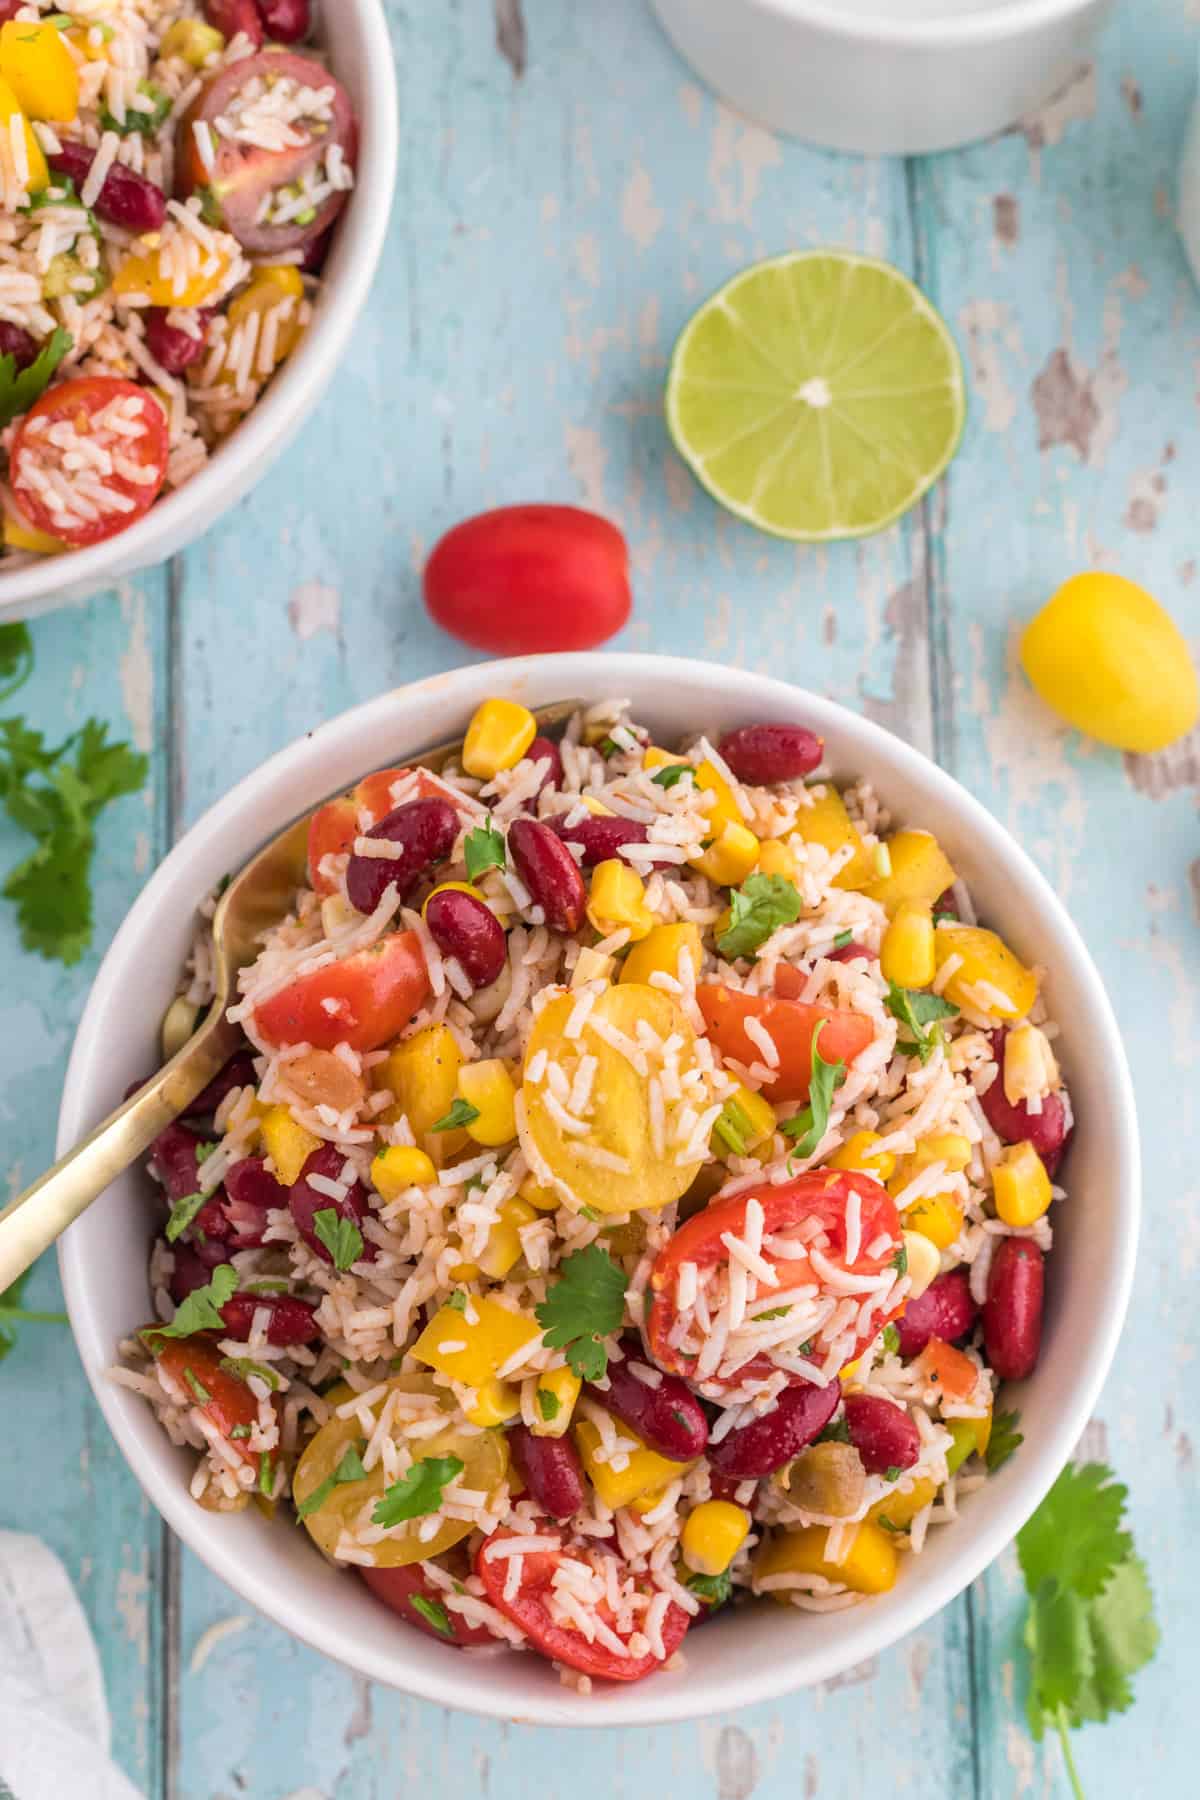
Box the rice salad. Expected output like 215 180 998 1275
115 698 1070 1689
0 0 356 561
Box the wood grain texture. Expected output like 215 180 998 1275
1 0 1194 1794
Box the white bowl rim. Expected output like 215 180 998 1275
744 0 1107 48
57 652 1140 1726
0 0 399 619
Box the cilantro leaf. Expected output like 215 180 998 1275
651 762 691 790
780 1020 845 1160
144 1265 236 1341
535 1244 627 1381
165 1190 206 1244
756 1304 791 1322
0 624 33 705
0 327 72 431
431 1097 481 1133
1070 1555 1159 1725
372 1455 464 1528
219 1356 280 1390
100 81 170 136
182 1367 211 1404
410 1594 455 1638
1025 1581 1095 1733
537 1387 561 1422
295 1442 368 1521
312 1207 364 1272
0 1269 67 1361
816 1415 851 1444
687 1568 732 1607
880 1323 900 1357
985 1409 1023 1471
890 1242 909 1276
832 929 853 949
717 873 802 961
445 1289 468 1314
259 1452 277 1497
1017 1463 1132 1601
463 815 506 882
885 982 959 1064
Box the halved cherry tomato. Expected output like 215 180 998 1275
424 505 631 654
177 50 357 255
154 1337 263 1473
307 768 446 897
252 929 429 1051
697 984 875 1103
646 1170 904 1393
10 377 168 548
475 1529 690 1682
358 1563 496 1647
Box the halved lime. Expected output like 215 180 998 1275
665 251 965 541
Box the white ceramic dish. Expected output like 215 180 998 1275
0 0 398 623
59 653 1138 1725
649 0 1116 155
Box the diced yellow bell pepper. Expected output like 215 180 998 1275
587 859 655 942
412 1295 540 1388
422 880 484 918
0 21 78 122
465 1377 522 1428
682 1500 751 1576
756 838 798 882
373 1024 462 1142
915 1133 973 1172
462 698 536 779
839 1357 860 1385
574 1418 695 1511
220 265 305 383
713 1083 777 1159
1002 1023 1059 1107
0 75 47 193
571 945 616 988
519 1177 561 1213
992 1139 1053 1227
880 898 936 989
867 1475 937 1529
690 819 760 887
902 1229 940 1299
642 746 685 772
260 1105 320 1187
371 1144 437 1200
3 509 65 555
530 1365 581 1437
620 921 703 987
580 794 615 816
934 924 1038 1022
793 787 875 890
944 1411 992 1477
754 1521 897 1597
447 1250 480 1282
864 829 956 917
477 1195 538 1279
113 246 234 310
644 747 741 833
458 1058 517 1148
159 18 226 67
903 1192 963 1251
830 1130 897 1182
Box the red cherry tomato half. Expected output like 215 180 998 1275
154 1338 263 1473
252 929 430 1052
646 1170 904 1394
424 505 632 654
306 768 450 897
178 50 357 254
696 984 875 1104
476 1529 690 1682
358 1563 496 1647
11 377 169 548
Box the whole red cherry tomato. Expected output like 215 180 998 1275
423 505 631 653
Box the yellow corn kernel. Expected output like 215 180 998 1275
587 859 655 942
830 1130 897 1182
690 819 760 887
754 1521 897 1597
159 18 226 66
221 265 305 382
530 1365 581 1437
422 880 484 918
904 1192 964 1252
902 1229 940 1299
2 508 64 554
695 761 741 834
864 828 956 918
0 21 78 122
880 898 936 989
1003 1023 1060 1108
457 1058 517 1148
713 1083 777 1158
580 794 615 816
992 1139 1053 1228
465 1377 522 1428
839 1358 861 1385
462 698 537 779
571 945 616 988
918 1133 973 1173
447 1252 480 1281
478 1196 538 1280
412 1295 540 1388
373 1024 462 1141
934 924 1038 1022
619 921 703 988
0 75 47 194
867 1475 938 1529
681 1500 751 1576
574 1419 695 1511
371 1145 437 1201
944 1411 992 1476
793 787 876 890
520 1177 561 1213
260 1105 320 1187
756 838 798 882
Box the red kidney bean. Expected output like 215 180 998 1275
981 1029 1071 1173
933 888 958 919
424 887 507 989
708 1470 752 1505
301 227 333 274
526 735 563 793
0 2 24 22
717 724 825 786
205 0 264 44
255 0 310 40
509 1425 585 1520
220 1291 320 1346
507 817 586 932
597 1341 709 1460
983 1237 1044 1381
144 307 214 376
193 1225 235 1269
289 1144 376 1264
0 322 38 370
150 1122 209 1201
184 1050 257 1121
707 1381 840 1480
826 940 878 965
345 796 459 915
842 1393 921 1474
894 1269 977 1359
48 142 166 233
546 812 669 872
169 1242 225 1303
220 1156 284 1248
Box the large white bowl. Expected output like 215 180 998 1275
0 0 398 622
59 653 1139 1725
649 0 1116 155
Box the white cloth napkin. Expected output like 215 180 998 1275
0 1532 144 1800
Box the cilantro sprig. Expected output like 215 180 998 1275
410 1593 455 1638
164 1191 206 1244
372 1455 464 1528
885 982 958 1064
717 872 802 961
295 1442 367 1521
431 1097 480 1133
651 762 692 791
142 1265 236 1343
986 1408 1024 1472
535 1244 627 1381
687 1568 732 1607
313 1207 363 1271
463 815 506 882
0 625 33 706
780 1020 845 1162
0 327 71 431
0 1269 67 1362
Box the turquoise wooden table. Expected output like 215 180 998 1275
3 0 1195 1792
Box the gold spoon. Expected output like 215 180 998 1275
0 699 582 1293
